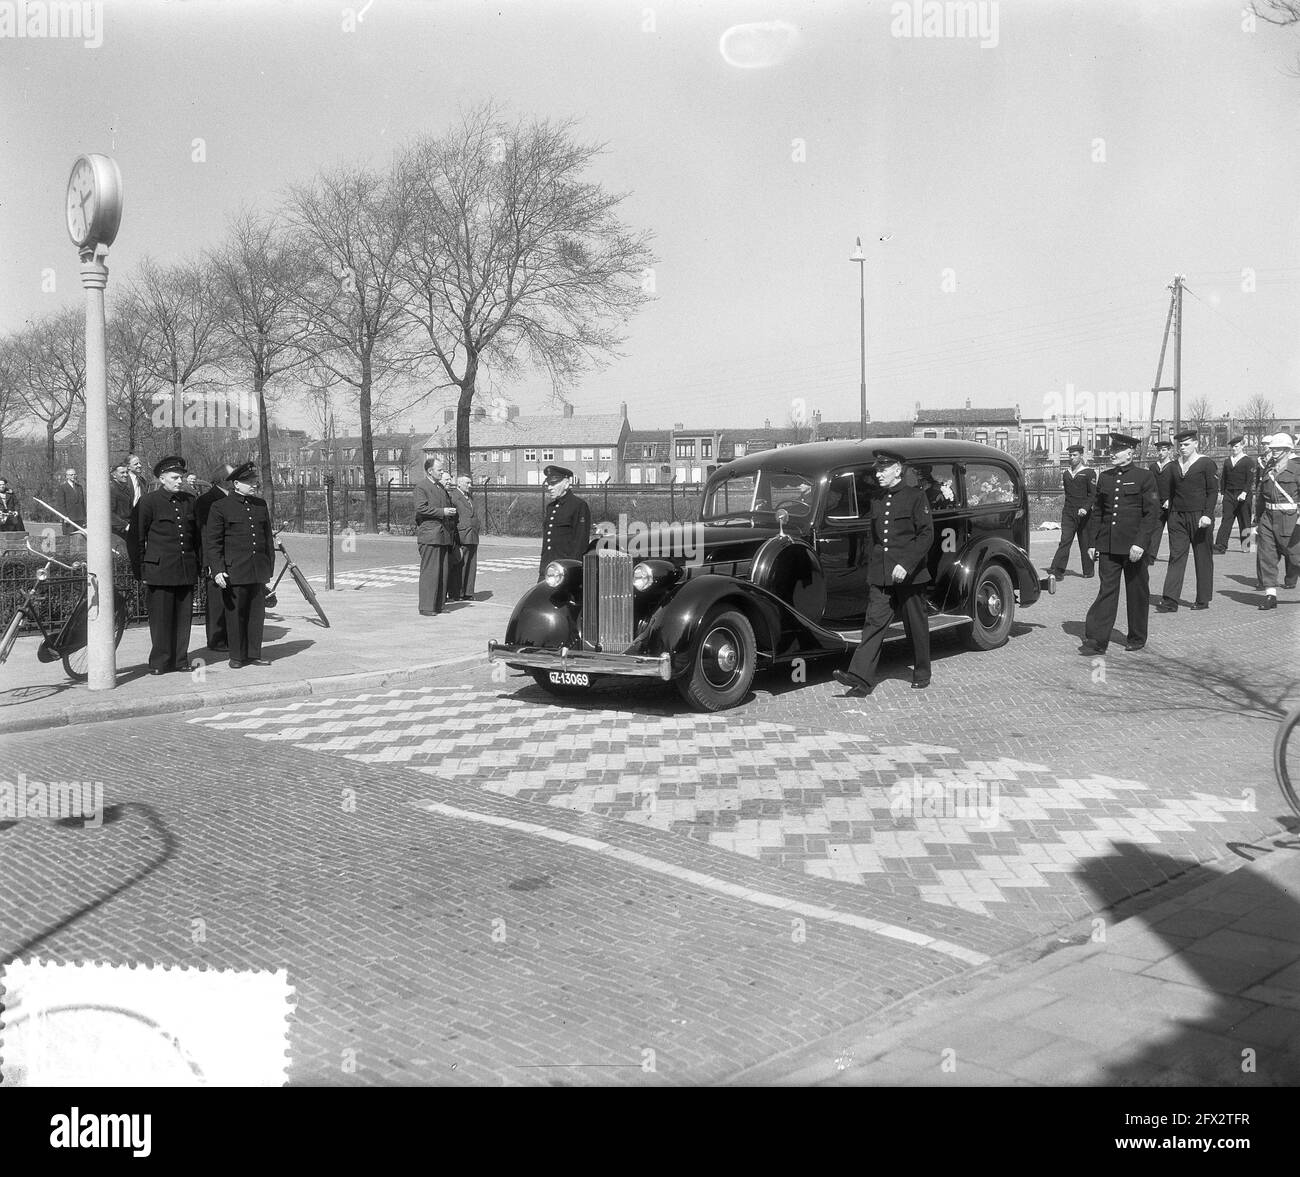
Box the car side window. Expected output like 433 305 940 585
823 470 859 521
964 463 1017 507
906 462 959 510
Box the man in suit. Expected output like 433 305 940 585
109 458 134 551
833 449 934 696
54 468 87 537
1048 444 1096 580
204 462 275 668
126 453 148 504
448 474 479 600
538 464 592 579
1157 429 1219 612
414 458 457 615
1081 433 1160 654
129 455 200 674
1250 433 1300 610
1214 436 1258 553
0 476 24 534
1146 438 1175 564
195 463 236 653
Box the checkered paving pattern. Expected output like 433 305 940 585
310 557 536 589
192 687 1247 916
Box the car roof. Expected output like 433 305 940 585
712 438 1022 481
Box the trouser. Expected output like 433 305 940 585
1147 509 1169 564
1257 510 1300 589
1085 552 1149 647
1214 497 1252 549
145 584 194 672
452 544 478 598
204 573 229 649
1162 511 1214 604
222 582 266 662
1050 509 1094 576
847 581 930 687
418 543 450 613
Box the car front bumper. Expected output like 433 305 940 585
488 640 674 682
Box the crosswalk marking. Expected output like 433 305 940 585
309 556 538 589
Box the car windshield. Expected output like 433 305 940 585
701 468 816 521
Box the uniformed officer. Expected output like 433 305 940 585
195 463 236 652
1157 428 1219 612
1214 436 1258 553
1048 444 1097 580
204 462 275 667
538 464 592 579
1249 433 1300 610
833 449 934 696
1080 433 1159 654
1146 437 1175 564
129 455 201 674
414 458 457 615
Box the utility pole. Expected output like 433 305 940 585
851 237 866 439
1148 274 1184 438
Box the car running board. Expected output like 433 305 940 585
834 612 972 645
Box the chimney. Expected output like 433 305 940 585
764 418 770 428
673 422 683 430
619 401 627 419
965 398 971 410
562 403 574 418
443 407 455 425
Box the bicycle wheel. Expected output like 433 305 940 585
1275 704 1300 821
289 565 330 628
61 593 129 683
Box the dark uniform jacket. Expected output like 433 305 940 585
54 480 86 524
1256 456 1300 515
129 489 200 585
1062 467 1097 511
449 488 479 544
866 483 933 587
1221 454 1258 498
1085 463 1159 553
1148 459 1175 506
414 478 457 546
109 479 134 536
539 492 592 575
194 485 229 570
204 492 274 584
1168 454 1219 517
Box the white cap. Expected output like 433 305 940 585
1264 432 1295 449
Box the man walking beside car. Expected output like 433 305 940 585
1048 443 1096 581
414 458 457 615
1214 436 1257 554
1080 433 1159 655
1157 429 1219 612
833 449 933 696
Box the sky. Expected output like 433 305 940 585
2 0 1298 439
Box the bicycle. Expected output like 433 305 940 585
264 538 330 628
1275 702 1300 820
0 539 128 682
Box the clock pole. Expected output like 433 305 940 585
80 244 117 690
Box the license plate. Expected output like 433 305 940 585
548 671 590 687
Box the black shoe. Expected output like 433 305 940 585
228 659 246 669
1083 572 1095 579
149 668 167 676
832 670 873 697
174 663 196 672
1124 640 1146 652
209 643 228 652
1078 642 1106 656
911 677 931 690
1190 602 1209 611
1259 596 1278 611
1048 569 1064 580
1286 578 1298 590
1213 546 1227 554
1155 599 1179 613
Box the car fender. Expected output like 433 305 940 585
940 537 1042 610
749 533 827 621
504 581 580 647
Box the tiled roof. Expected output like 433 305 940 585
816 420 915 438
301 433 419 456
625 429 672 444
915 407 1019 425
421 414 627 449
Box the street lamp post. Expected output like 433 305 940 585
851 237 866 440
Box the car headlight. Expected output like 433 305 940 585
632 562 654 592
632 559 678 593
544 561 567 588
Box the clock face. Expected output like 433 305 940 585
66 158 96 246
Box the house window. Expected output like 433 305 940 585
675 466 687 482
733 443 747 457
542 449 554 462
526 470 541 486
600 448 613 460
701 440 712 459
629 468 642 484
524 449 537 462
675 440 695 459
644 467 657 484
943 430 959 440
975 431 988 445
995 432 1009 451
562 448 575 462
581 449 594 461
923 430 938 439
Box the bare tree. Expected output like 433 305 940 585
13 309 87 482
210 211 314 524
1238 394 1277 446
284 165 416 530
1186 395 1214 439
106 300 163 455
0 334 28 470
1254 1 1300 69
129 257 232 459
395 104 654 476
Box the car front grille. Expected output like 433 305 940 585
583 549 634 652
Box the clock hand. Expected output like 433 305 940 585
79 187 93 218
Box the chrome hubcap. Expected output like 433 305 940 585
716 643 738 673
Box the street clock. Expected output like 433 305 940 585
65 153 123 250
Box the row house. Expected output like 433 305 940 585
296 433 423 488
420 403 629 485
914 406 1020 450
